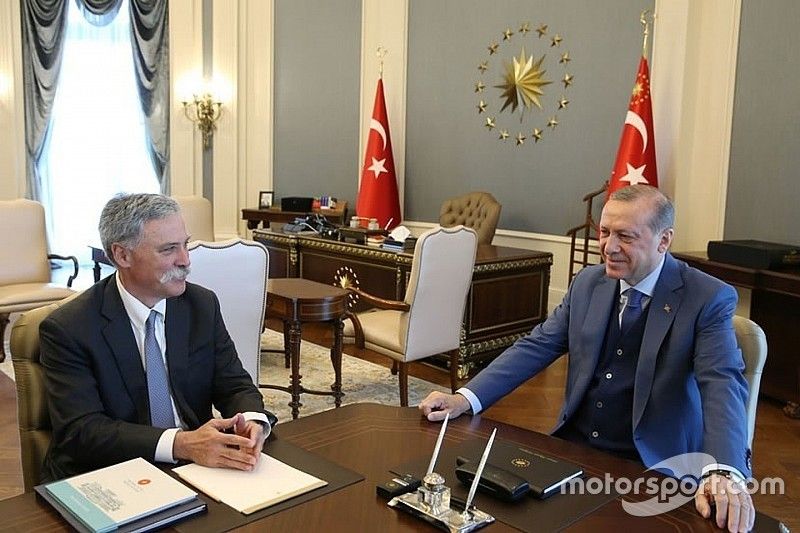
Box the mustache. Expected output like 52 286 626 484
159 266 191 284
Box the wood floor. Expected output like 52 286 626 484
0 320 796 530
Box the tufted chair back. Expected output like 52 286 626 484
439 192 501 245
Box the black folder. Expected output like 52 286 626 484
457 439 583 499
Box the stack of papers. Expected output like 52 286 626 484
174 453 327 515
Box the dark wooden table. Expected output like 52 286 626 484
0 404 784 531
242 202 348 230
673 251 800 403
262 278 348 419
253 227 552 377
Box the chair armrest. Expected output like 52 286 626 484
345 310 365 349
48 254 79 287
346 287 410 312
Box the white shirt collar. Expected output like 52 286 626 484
619 255 666 298
115 274 167 328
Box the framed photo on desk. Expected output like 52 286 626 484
259 191 274 209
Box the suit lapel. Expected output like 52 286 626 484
633 253 684 428
165 295 200 428
100 276 150 424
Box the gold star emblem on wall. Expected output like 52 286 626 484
472 20 574 149
495 48 552 112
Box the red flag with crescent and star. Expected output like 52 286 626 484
608 56 658 197
356 78 402 230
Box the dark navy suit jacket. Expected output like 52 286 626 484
466 253 751 476
39 275 275 481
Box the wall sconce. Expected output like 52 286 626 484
181 93 222 148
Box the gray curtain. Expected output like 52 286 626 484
129 0 170 192
21 0 170 198
21 0 69 201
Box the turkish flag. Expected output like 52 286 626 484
356 78 402 230
608 56 658 197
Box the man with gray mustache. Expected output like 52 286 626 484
39 193 276 481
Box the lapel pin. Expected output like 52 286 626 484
663 304 672 313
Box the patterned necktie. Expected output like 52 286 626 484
145 310 174 428
621 289 645 334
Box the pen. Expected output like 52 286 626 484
426 416 448 475
463 428 496 514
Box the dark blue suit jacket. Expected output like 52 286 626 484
39 275 275 481
467 253 751 476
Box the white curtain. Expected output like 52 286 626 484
38 0 158 263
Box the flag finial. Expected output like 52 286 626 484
640 10 653 59
376 46 388 78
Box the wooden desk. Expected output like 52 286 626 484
673 251 800 403
0 404 784 532
253 228 553 377
242 202 348 230
262 278 348 419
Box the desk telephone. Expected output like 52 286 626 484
283 214 340 239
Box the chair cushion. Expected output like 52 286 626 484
343 310 405 360
0 283 76 313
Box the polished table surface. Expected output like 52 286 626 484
0 403 784 532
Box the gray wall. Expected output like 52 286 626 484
725 0 800 246
273 0 361 206
406 0 652 234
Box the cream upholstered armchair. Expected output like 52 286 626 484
439 191 501 245
0 199 77 362
172 195 214 242
10 296 78 490
186 238 268 385
734 315 768 448
344 226 477 406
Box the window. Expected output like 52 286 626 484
38 0 159 263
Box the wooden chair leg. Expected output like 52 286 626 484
449 348 460 393
391 360 399 375
0 313 9 363
398 362 409 407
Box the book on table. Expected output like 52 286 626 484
36 457 205 533
173 452 328 514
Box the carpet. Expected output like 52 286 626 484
0 329 448 423
259 329 448 422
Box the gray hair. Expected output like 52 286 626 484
610 184 674 235
99 193 180 266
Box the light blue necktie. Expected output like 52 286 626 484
621 289 645 334
145 310 174 428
